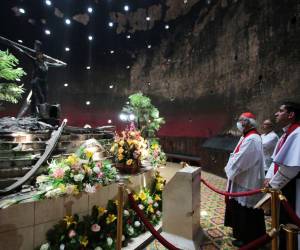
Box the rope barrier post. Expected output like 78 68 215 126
270 189 280 250
116 183 124 250
282 224 299 250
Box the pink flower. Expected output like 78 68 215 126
97 172 104 178
91 224 101 232
52 168 65 179
96 162 103 168
68 230 76 238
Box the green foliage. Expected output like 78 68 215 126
40 172 165 250
0 50 26 103
122 92 165 138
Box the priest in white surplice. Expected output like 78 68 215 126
224 112 266 247
261 119 279 173
265 101 300 249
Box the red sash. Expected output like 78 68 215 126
226 129 259 203
274 122 300 174
234 129 259 153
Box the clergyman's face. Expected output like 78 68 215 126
275 105 291 127
262 120 272 133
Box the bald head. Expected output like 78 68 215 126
262 119 274 134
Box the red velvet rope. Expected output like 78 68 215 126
128 193 180 250
281 199 300 228
201 178 262 197
238 233 272 250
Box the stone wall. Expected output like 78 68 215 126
2 0 299 160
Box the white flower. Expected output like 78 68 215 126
84 184 96 193
156 210 161 217
123 209 130 216
138 204 144 210
36 175 50 184
59 244 65 250
107 237 113 246
74 174 84 182
93 166 101 174
147 197 153 204
94 247 103 250
127 225 134 235
134 221 141 227
63 166 70 172
153 202 158 208
40 243 50 250
45 188 63 198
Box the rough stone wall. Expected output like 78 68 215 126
128 0 300 124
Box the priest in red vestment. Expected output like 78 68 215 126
224 112 266 247
265 101 300 249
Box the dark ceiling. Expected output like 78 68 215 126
0 0 206 67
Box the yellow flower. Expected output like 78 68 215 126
138 190 147 201
118 147 124 154
106 214 117 224
58 183 66 193
118 154 124 161
119 140 124 146
129 131 136 137
63 215 77 228
127 139 133 145
114 200 119 206
73 185 79 195
133 194 139 201
147 205 154 213
97 207 107 217
154 194 161 201
156 183 163 191
110 143 117 153
85 149 93 159
66 154 78 165
126 159 133 165
83 164 91 174
80 236 89 247
151 144 159 150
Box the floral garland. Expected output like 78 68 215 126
40 172 165 250
36 147 117 198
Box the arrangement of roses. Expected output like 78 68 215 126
39 172 165 250
36 146 118 198
110 123 148 167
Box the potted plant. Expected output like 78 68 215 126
121 92 165 138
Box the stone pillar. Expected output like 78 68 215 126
162 166 203 250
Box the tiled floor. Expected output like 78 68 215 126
145 163 271 250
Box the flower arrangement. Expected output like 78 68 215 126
110 123 148 170
40 172 165 250
36 146 117 198
148 139 167 168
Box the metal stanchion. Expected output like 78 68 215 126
282 224 299 250
270 189 280 250
116 183 124 250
